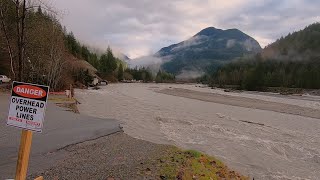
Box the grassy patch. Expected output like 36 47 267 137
158 148 248 180
185 150 202 158
56 102 79 113
49 97 79 113
0 84 11 93
48 97 75 102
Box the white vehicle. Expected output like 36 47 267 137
0 75 11 84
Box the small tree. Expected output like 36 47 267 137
100 46 117 75
155 70 175 83
118 63 124 81
123 72 133 80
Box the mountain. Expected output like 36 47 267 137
156 27 262 76
114 52 131 62
207 23 320 90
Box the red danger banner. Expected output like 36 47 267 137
6 81 49 132
13 85 47 99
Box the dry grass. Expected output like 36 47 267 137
49 96 79 113
56 102 79 113
0 83 11 93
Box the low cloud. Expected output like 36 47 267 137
49 0 320 58
226 39 236 48
176 70 205 79
129 56 163 74
171 36 206 52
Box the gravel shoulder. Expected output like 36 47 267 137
29 132 247 180
29 132 171 180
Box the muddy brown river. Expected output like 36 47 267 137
76 84 320 180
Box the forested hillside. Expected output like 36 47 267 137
206 23 320 90
262 23 320 60
0 0 128 90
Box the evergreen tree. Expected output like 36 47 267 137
118 63 124 81
155 70 175 83
100 46 117 74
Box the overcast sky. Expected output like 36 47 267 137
49 0 319 59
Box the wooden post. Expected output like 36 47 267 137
69 84 73 99
15 129 33 180
70 84 74 98
34 176 44 180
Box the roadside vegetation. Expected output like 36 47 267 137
48 96 79 113
158 148 247 180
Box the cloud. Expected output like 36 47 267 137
129 55 164 74
176 69 205 79
171 36 206 52
226 39 236 48
49 0 319 58
129 56 163 68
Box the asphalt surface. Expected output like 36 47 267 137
0 93 121 179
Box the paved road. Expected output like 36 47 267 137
0 93 121 179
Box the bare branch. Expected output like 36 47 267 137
0 2 16 78
27 0 59 15
9 0 17 6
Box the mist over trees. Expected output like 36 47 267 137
124 67 154 82
204 23 320 90
64 32 100 70
155 70 175 83
263 23 320 59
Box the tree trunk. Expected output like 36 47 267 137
0 6 16 79
15 0 26 81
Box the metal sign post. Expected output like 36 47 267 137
6 81 49 179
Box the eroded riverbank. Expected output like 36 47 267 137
76 83 320 180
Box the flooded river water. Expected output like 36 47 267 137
76 83 320 180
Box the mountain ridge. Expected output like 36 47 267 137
207 22 320 90
155 27 262 76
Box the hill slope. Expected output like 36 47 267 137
208 23 320 90
262 23 320 60
156 27 261 76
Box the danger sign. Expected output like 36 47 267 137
6 81 49 132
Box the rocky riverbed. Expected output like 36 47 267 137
76 83 320 180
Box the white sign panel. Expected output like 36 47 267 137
6 81 49 132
